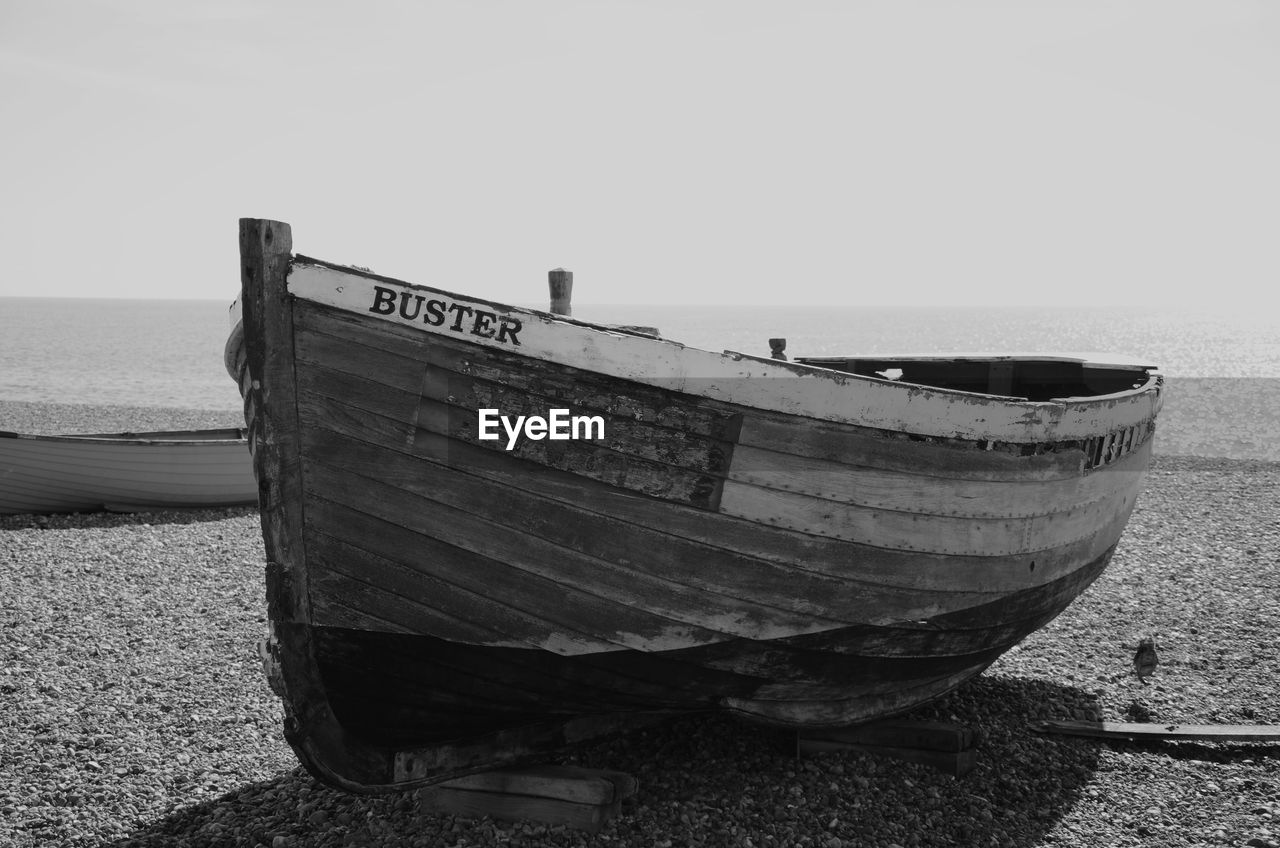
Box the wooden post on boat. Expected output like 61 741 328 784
549 268 573 316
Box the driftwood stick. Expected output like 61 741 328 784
1031 719 1280 743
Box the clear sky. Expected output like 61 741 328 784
1 1 1275 306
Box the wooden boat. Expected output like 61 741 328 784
230 218 1163 793
0 428 256 515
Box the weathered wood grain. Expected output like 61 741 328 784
301 549 1110 752
304 494 657 653
722 665 988 726
293 297 1154 516
300 457 856 650
294 305 737 508
728 438 1150 518
314 626 722 722
305 545 1110 747
299 450 1111 655
308 619 1006 744
296 405 1122 645
293 301 1144 558
717 471 1143 556
298 359 729 506
736 415 1090 481
300 443 883 629
294 301 738 440
293 384 1127 596
292 297 1157 484
307 537 523 644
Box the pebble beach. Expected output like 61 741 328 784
2 380 1279 848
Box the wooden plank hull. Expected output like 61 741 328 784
232 220 1163 793
0 429 256 514
313 544 1111 747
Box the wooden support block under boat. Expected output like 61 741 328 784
416 764 637 832
797 720 979 777
801 719 979 752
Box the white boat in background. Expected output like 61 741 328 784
0 428 257 515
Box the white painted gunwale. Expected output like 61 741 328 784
285 262 1163 444
797 353 1155 369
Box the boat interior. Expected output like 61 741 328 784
794 356 1158 402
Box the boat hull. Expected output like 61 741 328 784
232 219 1161 792
0 429 257 515
312 542 1113 748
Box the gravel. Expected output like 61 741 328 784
2 400 1278 847
0 402 246 436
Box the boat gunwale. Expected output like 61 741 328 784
285 296 1157 485
731 348 1162 404
288 253 1163 410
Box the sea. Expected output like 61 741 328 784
1 297 1278 411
